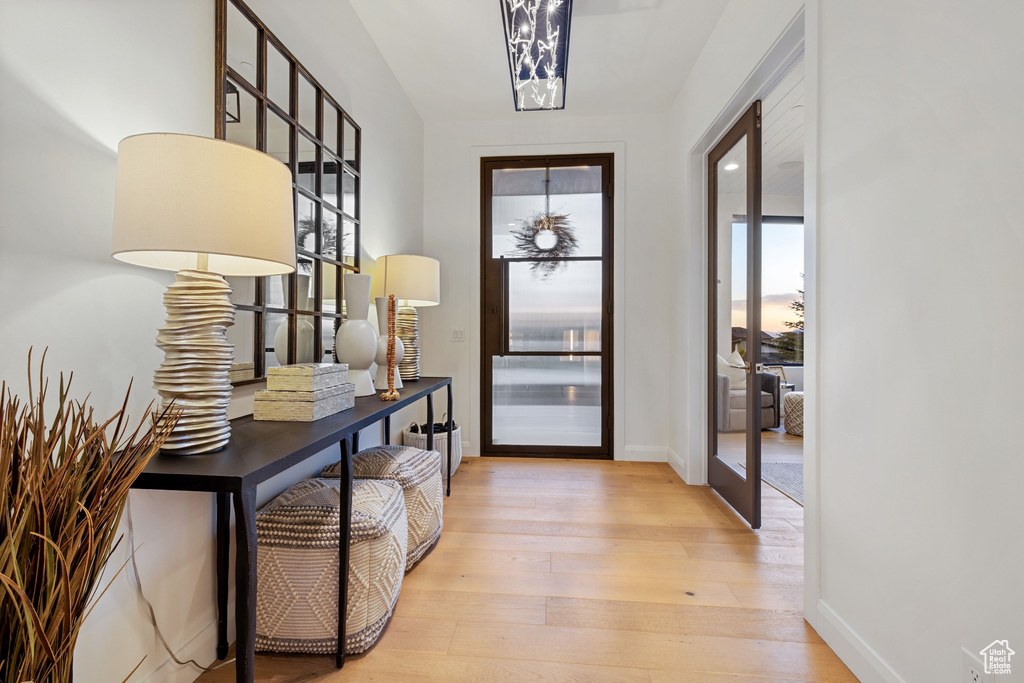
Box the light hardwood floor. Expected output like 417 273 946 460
197 457 855 682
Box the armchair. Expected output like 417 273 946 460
716 371 780 432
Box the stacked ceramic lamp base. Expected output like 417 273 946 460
396 305 420 381
153 270 235 454
254 363 355 422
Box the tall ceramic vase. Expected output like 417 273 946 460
335 273 377 396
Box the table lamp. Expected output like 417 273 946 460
373 255 440 387
112 133 295 455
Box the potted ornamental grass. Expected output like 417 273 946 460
0 351 176 683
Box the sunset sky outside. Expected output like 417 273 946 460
732 221 804 333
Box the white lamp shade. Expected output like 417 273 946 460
372 254 440 306
112 133 296 276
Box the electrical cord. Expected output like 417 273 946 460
125 496 235 674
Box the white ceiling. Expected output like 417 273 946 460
349 0 730 121
717 59 804 198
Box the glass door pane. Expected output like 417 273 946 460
714 139 751 477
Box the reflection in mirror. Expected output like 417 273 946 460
343 117 357 169
227 310 256 382
321 263 339 315
323 155 340 210
296 194 316 273
268 273 288 309
322 210 339 262
297 134 316 193
341 218 357 266
226 1 257 85
298 73 316 135
225 79 257 148
267 42 291 110
266 110 291 166
226 275 257 307
265 311 286 370
294 314 316 363
323 100 338 155
342 170 356 216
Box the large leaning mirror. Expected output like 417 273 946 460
217 0 362 383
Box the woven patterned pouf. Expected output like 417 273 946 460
324 445 442 571
784 391 805 436
255 477 407 655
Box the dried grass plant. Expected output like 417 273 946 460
0 351 177 683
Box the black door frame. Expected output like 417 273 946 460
707 102 763 528
480 153 614 459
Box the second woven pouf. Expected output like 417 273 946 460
255 477 407 655
323 445 442 571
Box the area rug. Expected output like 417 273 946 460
760 462 803 505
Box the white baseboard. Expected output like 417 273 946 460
809 599 906 683
621 446 668 462
667 447 689 483
141 618 220 683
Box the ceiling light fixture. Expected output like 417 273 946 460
724 162 739 171
501 0 573 111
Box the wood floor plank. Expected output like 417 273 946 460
682 541 804 565
550 551 804 586
728 582 805 611
544 596 822 644
338 650 655 682
391 589 547 625
447 621 854 682
401 565 745 609
371 615 457 654
437 530 689 558
418 545 552 573
444 503 750 529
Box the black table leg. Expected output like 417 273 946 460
352 430 359 454
337 436 354 668
215 492 230 660
384 415 391 445
232 486 257 683
446 384 453 497
426 393 434 451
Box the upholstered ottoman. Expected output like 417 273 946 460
324 445 442 571
784 391 805 436
255 477 407 655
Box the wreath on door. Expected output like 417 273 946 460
510 212 578 277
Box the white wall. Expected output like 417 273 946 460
809 0 1024 681
0 1 423 681
421 113 673 463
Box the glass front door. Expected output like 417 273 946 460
481 155 613 457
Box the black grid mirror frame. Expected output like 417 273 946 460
216 0 362 383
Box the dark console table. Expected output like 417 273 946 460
131 377 454 683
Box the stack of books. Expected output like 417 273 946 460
254 363 355 422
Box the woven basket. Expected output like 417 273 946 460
402 422 462 476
